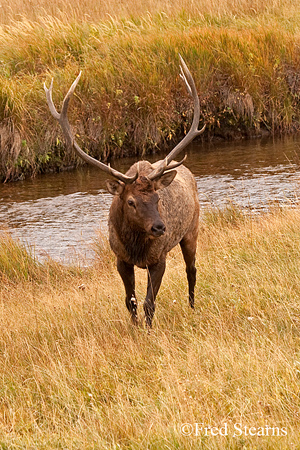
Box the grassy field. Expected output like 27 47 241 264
2 0 300 180
1 0 298 25
1 207 300 448
2 2 300 448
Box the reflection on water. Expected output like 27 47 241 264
1 135 300 262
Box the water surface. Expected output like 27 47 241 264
1 136 299 263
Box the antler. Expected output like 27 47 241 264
148 55 206 181
44 56 205 184
44 73 138 184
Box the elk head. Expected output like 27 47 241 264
107 170 178 237
44 55 206 197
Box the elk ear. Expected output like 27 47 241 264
154 170 177 190
106 179 125 195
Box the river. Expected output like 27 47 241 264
1 135 299 263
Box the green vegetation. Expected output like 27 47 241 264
1 1 300 180
1 208 300 448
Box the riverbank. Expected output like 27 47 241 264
1 206 300 447
2 1 300 181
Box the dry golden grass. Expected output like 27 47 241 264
0 0 298 25
1 208 300 448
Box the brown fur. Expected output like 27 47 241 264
107 160 199 327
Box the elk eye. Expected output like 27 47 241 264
127 199 136 208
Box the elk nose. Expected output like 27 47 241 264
151 222 166 237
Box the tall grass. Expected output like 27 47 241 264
0 0 299 25
1 208 300 448
0 231 41 282
2 0 300 181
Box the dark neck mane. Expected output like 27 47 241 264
121 225 151 266
113 209 151 266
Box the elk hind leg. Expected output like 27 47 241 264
180 234 197 309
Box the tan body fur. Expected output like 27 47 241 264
107 160 199 327
109 161 199 268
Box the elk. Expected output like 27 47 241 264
44 56 205 327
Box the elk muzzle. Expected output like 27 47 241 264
150 220 166 237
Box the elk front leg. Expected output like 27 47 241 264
117 259 138 324
144 259 166 328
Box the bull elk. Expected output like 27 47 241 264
44 55 205 327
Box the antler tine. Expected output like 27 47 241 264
44 74 138 184
60 71 82 119
44 78 60 120
165 154 187 170
148 55 206 181
180 65 192 97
